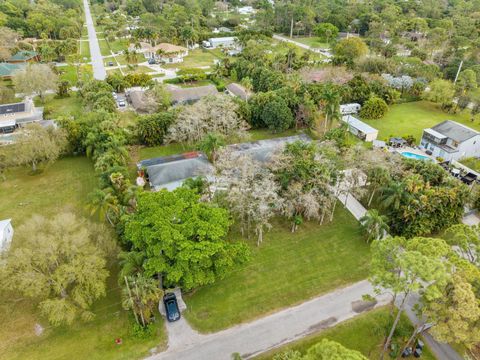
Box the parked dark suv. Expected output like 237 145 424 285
163 293 180 322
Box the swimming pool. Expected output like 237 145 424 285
400 152 431 161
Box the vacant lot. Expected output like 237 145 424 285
363 101 475 141
163 48 224 69
0 158 166 360
292 36 330 49
184 205 370 332
256 307 436 360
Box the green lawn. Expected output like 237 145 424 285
184 205 370 332
35 94 83 119
459 157 480 172
292 36 330 49
256 307 436 360
363 101 476 142
163 48 224 69
108 38 129 54
79 40 90 61
99 39 111 56
57 64 93 85
0 157 166 360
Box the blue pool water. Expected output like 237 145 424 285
401 152 430 161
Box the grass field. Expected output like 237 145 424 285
79 40 90 61
35 94 83 119
363 101 476 142
162 48 224 69
256 307 436 360
184 205 370 332
58 64 93 85
459 157 480 172
292 36 330 49
98 39 111 56
108 38 129 54
0 158 166 360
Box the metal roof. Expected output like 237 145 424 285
341 115 378 135
0 102 25 115
431 120 479 143
8 51 37 61
0 63 24 77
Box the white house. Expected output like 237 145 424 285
133 42 189 63
203 37 237 49
420 120 480 161
342 115 378 142
0 219 13 252
340 103 361 115
0 98 44 134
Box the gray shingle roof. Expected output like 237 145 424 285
431 120 479 143
167 85 218 105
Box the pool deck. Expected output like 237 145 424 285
394 146 437 162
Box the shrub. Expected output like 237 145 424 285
360 96 389 119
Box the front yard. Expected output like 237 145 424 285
363 100 476 141
0 157 166 360
184 205 370 332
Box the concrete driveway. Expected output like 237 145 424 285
147 280 391 360
83 0 106 80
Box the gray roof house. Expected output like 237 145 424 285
138 151 214 191
225 83 250 101
420 120 480 161
0 98 43 133
127 90 156 114
167 85 218 105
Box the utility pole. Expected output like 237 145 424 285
124 276 139 325
454 60 464 84
290 17 294 38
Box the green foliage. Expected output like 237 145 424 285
275 339 368 360
250 91 294 132
422 79 455 107
334 37 368 60
106 72 129 92
136 111 175 146
176 68 207 83
359 96 389 119
79 80 116 112
123 188 250 290
314 23 339 44
124 73 153 87
131 322 156 339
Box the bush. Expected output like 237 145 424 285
136 112 175 146
360 96 389 119
131 322 156 339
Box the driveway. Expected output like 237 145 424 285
83 0 106 80
147 280 391 360
273 34 333 58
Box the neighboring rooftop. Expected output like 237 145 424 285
167 84 218 105
137 42 187 54
7 50 38 62
138 151 214 191
0 63 24 77
341 115 378 135
430 120 479 143
226 83 250 101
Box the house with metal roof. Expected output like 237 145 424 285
7 50 40 64
420 120 480 161
137 151 214 191
341 115 378 142
0 98 44 133
0 63 25 79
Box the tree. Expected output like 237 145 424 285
334 37 368 59
87 188 120 226
359 96 389 119
122 274 162 326
215 150 282 245
123 188 250 290
422 79 455 107
444 224 480 266
370 236 452 360
274 339 367 360
314 23 339 45
12 123 67 172
119 251 146 279
360 209 389 242
0 213 109 326
167 95 249 144
199 132 226 163
319 84 341 131
456 69 477 95
250 91 294 133
136 111 175 146
13 64 59 101
0 85 15 104
0 27 20 61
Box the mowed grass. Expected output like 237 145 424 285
108 38 129 54
35 94 83 118
79 40 90 61
292 36 330 49
162 48 224 69
184 205 370 332
363 100 476 141
0 158 166 360
57 64 93 85
256 307 436 360
99 39 111 56
459 157 480 172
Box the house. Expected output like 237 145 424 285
340 103 361 115
341 115 378 142
0 219 13 253
127 90 156 114
7 50 40 64
138 152 214 191
203 37 237 49
225 83 250 101
420 120 480 161
237 6 256 15
0 98 44 134
133 42 188 63
0 63 25 79
167 85 218 105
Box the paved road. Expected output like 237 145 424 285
83 0 106 80
148 281 391 360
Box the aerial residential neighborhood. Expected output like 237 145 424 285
0 0 480 360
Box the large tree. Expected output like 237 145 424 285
12 123 67 172
274 339 368 360
0 213 110 326
13 64 59 101
334 37 368 59
123 188 250 290
422 79 455 107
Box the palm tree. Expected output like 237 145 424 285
320 84 341 131
360 209 389 242
86 188 119 226
119 251 146 279
199 132 226 163
380 182 407 211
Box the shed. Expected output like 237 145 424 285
341 115 378 142
0 219 13 253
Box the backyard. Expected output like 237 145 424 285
0 158 166 360
184 205 370 332
162 48 224 69
256 307 436 360
291 36 330 49
363 100 475 141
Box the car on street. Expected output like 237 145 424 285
148 58 156 65
163 293 180 322
107 61 114 66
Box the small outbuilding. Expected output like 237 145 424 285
0 219 13 253
342 115 378 142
